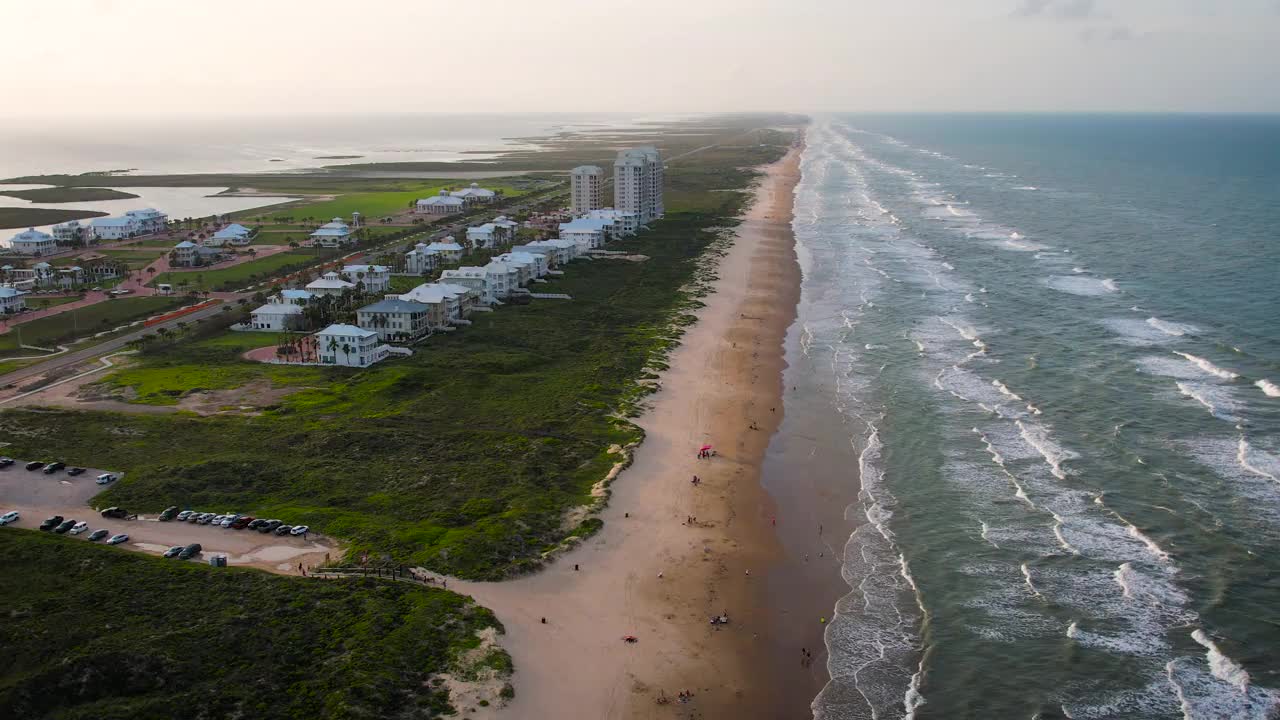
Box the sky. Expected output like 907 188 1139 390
2 0 1278 116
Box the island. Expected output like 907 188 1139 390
0 207 108 230
0 187 140 203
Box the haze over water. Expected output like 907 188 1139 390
794 115 1280 718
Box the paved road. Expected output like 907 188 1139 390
0 300 236 388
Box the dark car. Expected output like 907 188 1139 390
258 520 282 534
158 506 180 521
231 516 254 530
246 519 267 530
0 457 14 467
273 524 293 536
42 462 66 474
100 507 129 519
39 515 64 531
162 545 185 558
54 519 76 534
26 461 45 471
67 467 86 476
178 543 202 560
87 529 109 541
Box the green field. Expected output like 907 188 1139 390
264 183 527 223
24 295 80 310
0 530 507 719
0 295 187 357
0 187 139 203
150 249 333 292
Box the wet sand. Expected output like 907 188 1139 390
415 141 810 718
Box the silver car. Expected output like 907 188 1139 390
69 521 90 535
0 511 18 525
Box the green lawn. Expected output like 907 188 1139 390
0 295 187 357
24 295 80 310
271 183 526 223
0 530 507 719
150 249 333 292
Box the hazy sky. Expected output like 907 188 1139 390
3 0 1278 116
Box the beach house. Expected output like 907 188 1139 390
404 243 440 276
341 264 391 293
8 228 57 256
207 223 256 247
51 220 93 246
450 183 498 204
171 240 225 267
570 165 605 215
8 262 58 289
424 239 464 264
465 216 519 249
0 286 27 314
89 216 139 240
305 271 356 297
314 324 385 367
584 209 639 237
124 208 168 234
356 298 433 342
396 282 477 322
274 289 316 306
415 190 467 215
248 302 305 331
558 220 606 251
309 218 356 248
516 238 578 267
439 263 516 305
494 251 548 283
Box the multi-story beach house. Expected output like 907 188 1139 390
7 228 57 256
495 251 548 281
309 218 356 248
395 282 478 322
51 220 93 246
305 271 356 297
0 286 27 314
439 263 517 305
274 289 316 306
515 238 579 267
465 216 519 249
570 165 605 216
404 243 440 276
248 302 305 331
315 323 385 367
90 216 139 240
341 264 391 293
450 183 498 204
207 223 255 247
356 298 433 342
415 190 467 215
584 209 639 237
125 208 168 234
558 220 606 251
424 239 465 264
613 146 664 224
171 240 225 267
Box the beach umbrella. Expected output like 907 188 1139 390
699 444 713 452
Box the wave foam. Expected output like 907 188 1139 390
1146 317 1199 337
1174 352 1240 380
1256 379 1280 398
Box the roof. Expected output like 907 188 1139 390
125 208 164 218
280 289 314 299
11 228 53 242
342 264 389 274
425 242 463 251
0 287 26 298
317 323 377 338
306 277 355 290
174 241 197 248
396 285 449 304
212 223 253 238
358 298 430 314
451 183 496 199
572 164 604 175
32 262 52 269
311 227 352 237
90 217 135 227
435 283 473 297
252 303 302 315
418 194 465 206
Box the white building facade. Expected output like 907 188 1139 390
416 190 467 215
315 324 385 367
570 165 605 216
342 264 391 293
356 298 433 342
248 302 305 331
613 146 664 224
8 228 57 256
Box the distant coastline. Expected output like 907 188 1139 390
0 187 139 203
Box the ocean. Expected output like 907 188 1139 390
791 115 1280 719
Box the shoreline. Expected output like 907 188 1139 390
421 140 808 718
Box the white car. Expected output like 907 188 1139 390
69 521 90 535
289 525 309 536
0 511 18 525
106 533 129 545
220 515 239 528
96 473 117 485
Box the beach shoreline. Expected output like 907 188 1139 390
418 139 809 718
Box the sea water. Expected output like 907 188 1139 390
797 115 1280 719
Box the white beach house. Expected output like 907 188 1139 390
404 243 440 276
310 218 356 248
466 217 518 249
415 190 467 215
341 264 391 293
0 286 27 314
8 228 57 256
356 298 433 342
90 216 139 240
450 182 498 204
124 208 168 234
584 209 639 237
248 302 305 331
315 323 385 367
51 220 92 246
424 239 464 264
439 263 517 305
396 282 477 322
558 222 606 252
172 240 225 267
570 165 605 216
207 223 256 247
305 271 356 297
275 289 316 306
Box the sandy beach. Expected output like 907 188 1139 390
422 141 809 718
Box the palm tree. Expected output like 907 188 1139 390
326 338 339 364
341 342 352 366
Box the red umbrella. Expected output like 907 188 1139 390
699 445 713 452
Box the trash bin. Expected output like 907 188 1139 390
208 554 227 567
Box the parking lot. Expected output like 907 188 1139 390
0 458 340 574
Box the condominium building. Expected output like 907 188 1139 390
570 165 605 216
613 146 663 224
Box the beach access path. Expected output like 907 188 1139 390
413 145 806 719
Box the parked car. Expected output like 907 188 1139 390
26 461 45 471
67 467 86 476
246 519 267 530
273 524 293 536
259 520 282 533
176 510 194 521
101 507 129 519
87 529 109 541
69 521 89 535
163 545 185 558
106 534 129 545
220 515 241 528
0 457 14 467
42 462 66 474
178 543 202 560
39 515 64 531
0 511 18 525
95 473 118 485
289 525 309 537
231 516 254 529
54 520 76 534
159 506 180 521
199 513 217 525
188 512 206 523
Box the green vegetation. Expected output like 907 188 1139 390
0 530 505 719
24 295 80 310
0 118 799 581
0 207 106 230
0 295 187 358
268 183 525 223
150 249 333 292
0 187 139 203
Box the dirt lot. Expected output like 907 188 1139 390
0 460 340 574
